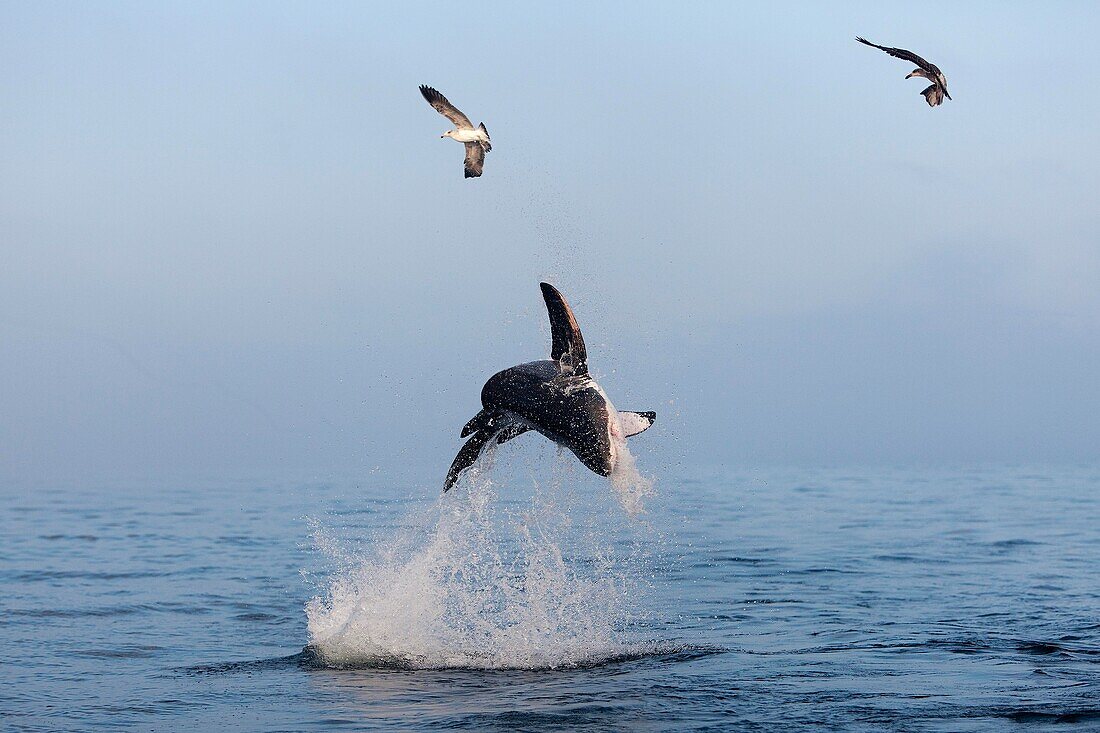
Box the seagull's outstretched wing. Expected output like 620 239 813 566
921 84 945 107
855 37 934 73
419 85 473 129
463 142 485 178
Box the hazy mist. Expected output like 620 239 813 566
3 1 1098 486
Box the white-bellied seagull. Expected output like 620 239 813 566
419 85 492 178
856 37 952 107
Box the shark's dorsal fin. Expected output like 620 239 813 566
540 282 588 376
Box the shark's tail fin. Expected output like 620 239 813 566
460 408 494 437
444 429 496 492
446 409 511 492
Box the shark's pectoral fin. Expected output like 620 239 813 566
619 410 656 437
444 428 498 492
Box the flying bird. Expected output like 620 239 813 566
856 37 952 107
419 85 492 178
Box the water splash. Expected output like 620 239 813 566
306 455 656 670
611 437 655 518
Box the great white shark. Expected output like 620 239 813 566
444 282 655 491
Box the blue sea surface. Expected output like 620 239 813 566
3 465 1099 731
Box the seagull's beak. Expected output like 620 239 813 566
904 71 915 79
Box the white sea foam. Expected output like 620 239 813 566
306 455 656 670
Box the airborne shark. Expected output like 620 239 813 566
444 283 656 492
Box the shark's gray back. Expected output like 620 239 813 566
482 361 614 475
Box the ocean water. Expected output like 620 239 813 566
3 461 1099 731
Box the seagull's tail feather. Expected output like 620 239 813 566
479 122 491 152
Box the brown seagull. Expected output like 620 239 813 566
856 37 952 108
419 85 492 178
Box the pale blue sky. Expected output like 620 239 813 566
2 1 1098 484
